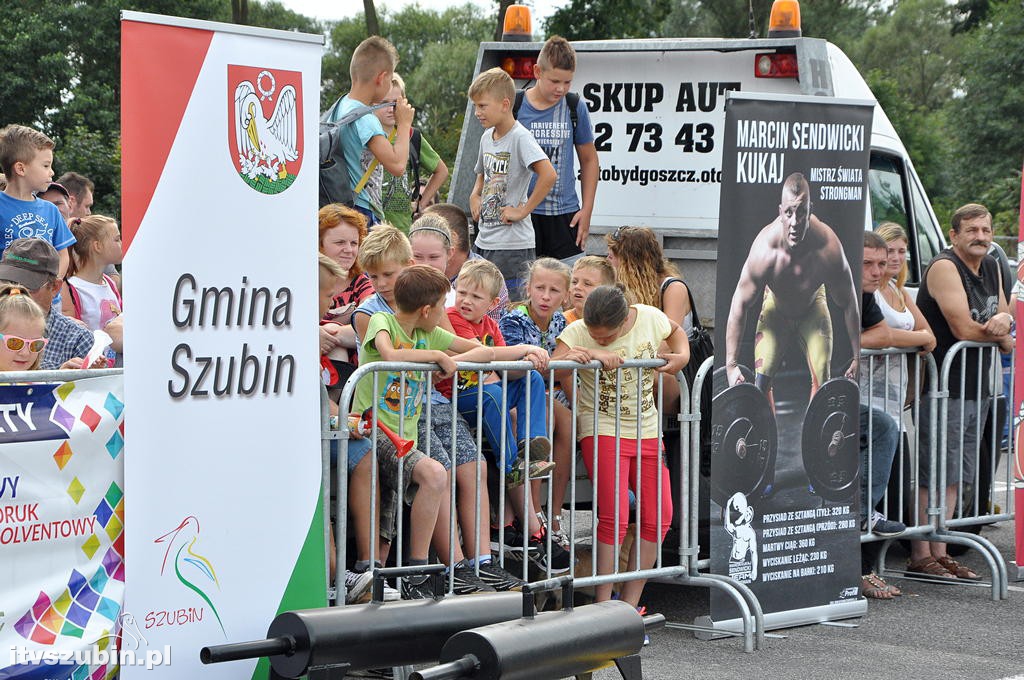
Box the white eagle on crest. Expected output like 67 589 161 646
233 79 298 182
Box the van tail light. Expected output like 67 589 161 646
754 52 799 78
500 56 536 80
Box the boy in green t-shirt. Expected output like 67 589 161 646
374 73 448 233
354 264 499 597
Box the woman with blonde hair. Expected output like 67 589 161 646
605 226 694 412
0 284 48 372
867 221 936 423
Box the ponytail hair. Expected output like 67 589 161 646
583 283 630 329
67 215 118 278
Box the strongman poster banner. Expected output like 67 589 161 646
710 93 874 625
121 13 324 680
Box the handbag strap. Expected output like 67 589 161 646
660 277 703 332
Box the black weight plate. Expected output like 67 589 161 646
801 378 860 502
712 364 756 399
710 383 777 506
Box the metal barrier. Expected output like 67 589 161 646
330 357 763 652
325 340 1018 666
860 348 936 539
861 345 1011 600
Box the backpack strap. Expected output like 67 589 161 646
513 88 579 135
353 126 397 194
565 91 580 134
103 274 123 310
320 99 390 125
409 128 423 202
65 279 83 321
660 277 703 331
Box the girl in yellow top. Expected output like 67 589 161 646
554 284 689 607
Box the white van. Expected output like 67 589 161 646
449 29 946 321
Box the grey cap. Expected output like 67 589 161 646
0 238 60 290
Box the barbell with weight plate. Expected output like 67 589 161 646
801 377 860 502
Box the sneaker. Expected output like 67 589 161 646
863 510 906 537
452 563 496 595
518 436 552 465
401 574 437 600
490 524 538 554
377 580 401 602
475 559 525 591
530 530 572 574
345 570 373 604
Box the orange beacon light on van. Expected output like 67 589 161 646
502 4 532 42
767 0 802 38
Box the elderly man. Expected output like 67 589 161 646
0 238 119 369
908 203 1012 581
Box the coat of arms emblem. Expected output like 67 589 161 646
227 65 303 194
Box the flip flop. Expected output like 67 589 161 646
936 555 981 581
906 556 955 580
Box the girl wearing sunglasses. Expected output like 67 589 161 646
0 284 48 372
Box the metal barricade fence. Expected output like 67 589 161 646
331 357 764 652
860 345 1010 599
931 342 1011 597
860 348 936 539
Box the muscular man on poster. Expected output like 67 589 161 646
725 172 860 405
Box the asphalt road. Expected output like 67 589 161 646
595 518 1024 680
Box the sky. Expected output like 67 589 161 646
278 0 561 26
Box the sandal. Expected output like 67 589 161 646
861 573 894 600
936 555 981 581
906 556 955 579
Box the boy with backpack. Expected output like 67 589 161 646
375 73 449 234
514 36 599 265
321 36 414 225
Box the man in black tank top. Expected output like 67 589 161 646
909 203 1013 580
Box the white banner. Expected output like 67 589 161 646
121 13 325 679
573 50 795 230
0 376 126 680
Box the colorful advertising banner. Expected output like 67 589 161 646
0 376 126 680
710 93 873 628
120 13 324 679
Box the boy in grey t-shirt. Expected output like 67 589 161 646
469 68 556 294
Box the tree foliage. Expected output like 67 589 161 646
0 0 322 218
947 0 1024 234
321 3 494 172
323 3 493 106
3 0 1020 238
545 0 673 40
